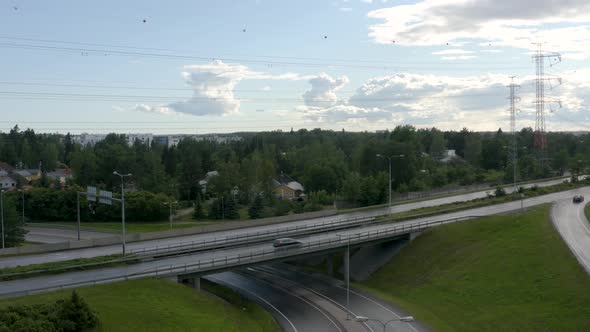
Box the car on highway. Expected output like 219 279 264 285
573 194 585 203
273 238 303 249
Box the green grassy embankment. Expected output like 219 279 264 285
359 205 590 331
585 203 590 224
0 278 279 332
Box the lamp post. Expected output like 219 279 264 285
163 200 178 229
376 154 404 213
0 189 4 249
354 315 415 332
113 171 132 255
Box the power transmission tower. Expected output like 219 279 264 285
508 76 520 187
531 43 561 166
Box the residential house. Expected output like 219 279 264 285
46 168 74 185
0 176 16 190
199 170 219 194
14 169 41 182
273 173 305 201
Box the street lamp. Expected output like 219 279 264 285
0 189 4 249
354 315 415 331
376 154 404 213
113 171 132 255
163 200 178 229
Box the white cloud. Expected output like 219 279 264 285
134 60 311 117
432 49 473 55
441 55 477 61
302 73 349 108
340 7 353 12
368 0 590 59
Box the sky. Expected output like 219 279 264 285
1 0 590 134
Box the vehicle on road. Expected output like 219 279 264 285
573 195 585 203
273 238 303 249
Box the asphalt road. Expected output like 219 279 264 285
1 176 576 268
1 186 588 297
24 227 113 244
206 265 428 332
550 187 590 273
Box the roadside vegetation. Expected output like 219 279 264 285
0 278 279 332
359 205 590 331
0 254 131 281
585 203 590 224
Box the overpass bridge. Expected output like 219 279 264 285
1 185 588 298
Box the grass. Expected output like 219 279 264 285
0 254 132 281
0 278 279 332
585 203 590 224
358 205 590 332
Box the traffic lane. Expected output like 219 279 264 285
25 227 113 244
551 194 590 273
254 265 426 332
3 186 590 295
0 216 369 268
205 271 342 332
1 178 583 269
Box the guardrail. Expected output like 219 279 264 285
130 215 376 256
1 214 480 298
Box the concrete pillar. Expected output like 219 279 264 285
178 276 201 291
344 247 350 311
326 256 334 276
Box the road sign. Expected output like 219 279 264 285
99 190 113 205
86 186 97 201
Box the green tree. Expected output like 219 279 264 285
192 199 206 220
0 195 27 247
248 194 264 219
340 172 362 202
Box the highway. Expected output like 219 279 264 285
551 187 590 273
25 227 113 244
206 265 429 332
1 176 576 268
1 186 587 297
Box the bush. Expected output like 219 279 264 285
274 200 293 216
494 187 506 197
0 291 98 332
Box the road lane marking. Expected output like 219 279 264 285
206 275 298 332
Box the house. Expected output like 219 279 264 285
46 168 74 185
440 149 458 163
199 170 219 194
273 173 305 200
0 176 16 190
14 169 41 182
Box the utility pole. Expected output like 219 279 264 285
113 171 132 255
508 76 520 190
376 154 404 213
163 200 178 229
532 43 561 167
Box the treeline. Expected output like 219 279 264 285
1 125 588 208
4 188 170 223
0 291 98 332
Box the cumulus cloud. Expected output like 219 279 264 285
302 73 349 108
133 60 311 117
368 0 590 59
432 49 473 55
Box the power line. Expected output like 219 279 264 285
0 42 530 71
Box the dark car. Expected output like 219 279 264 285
573 195 584 203
273 238 303 249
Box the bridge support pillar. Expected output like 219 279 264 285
178 276 201 291
326 255 334 276
344 247 350 309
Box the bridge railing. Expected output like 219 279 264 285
130 215 376 256
1 214 480 298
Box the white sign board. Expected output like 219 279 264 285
87 186 97 201
99 190 113 205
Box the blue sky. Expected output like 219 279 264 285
1 0 590 134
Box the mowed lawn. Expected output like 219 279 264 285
0 278 279 332
359 205 590 331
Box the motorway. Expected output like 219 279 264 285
25 227 113 244
2 176 576 268
551 187 590 273
206 264 429 332
1 186 588 297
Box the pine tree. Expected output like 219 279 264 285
248 195 264 219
